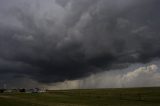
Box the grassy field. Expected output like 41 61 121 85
0 87 160 106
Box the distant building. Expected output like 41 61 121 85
4 89 12 93
38 88 46 93
0 88 46 93
26 88 46 93
11 89 19 93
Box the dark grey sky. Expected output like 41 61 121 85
0 0 160 86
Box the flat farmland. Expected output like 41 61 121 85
0 87 160 106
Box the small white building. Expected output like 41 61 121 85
26 88 46 93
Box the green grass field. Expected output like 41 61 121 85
0 87 160 106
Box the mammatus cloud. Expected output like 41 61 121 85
0 0 160 88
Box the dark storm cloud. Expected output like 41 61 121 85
0 0 160 83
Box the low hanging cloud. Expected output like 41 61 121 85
49 62 160 90
0 0 160 87
2 61 160 89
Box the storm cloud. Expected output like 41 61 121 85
49 62 160 90
0 0 160 87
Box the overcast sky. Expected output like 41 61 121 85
0 0 160 89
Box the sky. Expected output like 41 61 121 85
0 0 160 89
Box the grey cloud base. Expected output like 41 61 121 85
0 0 160 85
